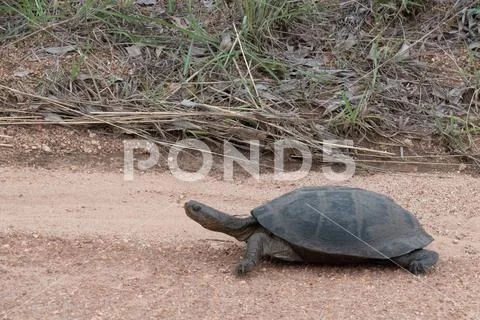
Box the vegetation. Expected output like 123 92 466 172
0 0 479 165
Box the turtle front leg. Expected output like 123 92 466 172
235 231 267 275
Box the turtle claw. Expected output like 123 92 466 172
234 260 255 275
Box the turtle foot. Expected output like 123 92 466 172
408 251 439 275
234 260 256 275
408 261 426 275
393 249 439 275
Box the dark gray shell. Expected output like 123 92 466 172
251 186 433 259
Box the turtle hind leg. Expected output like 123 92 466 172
392 249 439 275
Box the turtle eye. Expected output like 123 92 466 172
192 204 201 211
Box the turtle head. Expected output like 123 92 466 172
184 200 230 232
184 200 257 240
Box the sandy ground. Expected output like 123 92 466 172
1 167 480 319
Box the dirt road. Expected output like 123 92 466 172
1 167 479 319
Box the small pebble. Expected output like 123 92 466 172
41 144 52 152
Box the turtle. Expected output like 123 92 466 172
184 186 439 275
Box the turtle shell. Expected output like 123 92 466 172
251 186 434 259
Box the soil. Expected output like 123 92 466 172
2 2 480 318
1 132 480 319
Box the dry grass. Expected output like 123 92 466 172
0 0 479 164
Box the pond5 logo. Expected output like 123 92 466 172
123 139 356 182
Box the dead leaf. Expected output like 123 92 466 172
190 45 207 57
367 43 382 61
166 83 182 94
275 80 302 94
108 75 124 83
447 87 466 104
219 33 232 51
393 42 411 62
155 46 165 57
170 16 189 28
403 138 414 147
201 0 215 11
255 83 268 91
229 127 268 140
468 41 480 50
335 34 358 52
344 34 358 50
82 105 103 114
13 69 31 78
76 73 102 81
291 58 322 68
44 45 77 55
29 103 41 111
125 45 143 58
180 99 199 108
323 99 344 115
255 83 280 101
167 120 202 131
43 113 64 122
135 0 156 5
